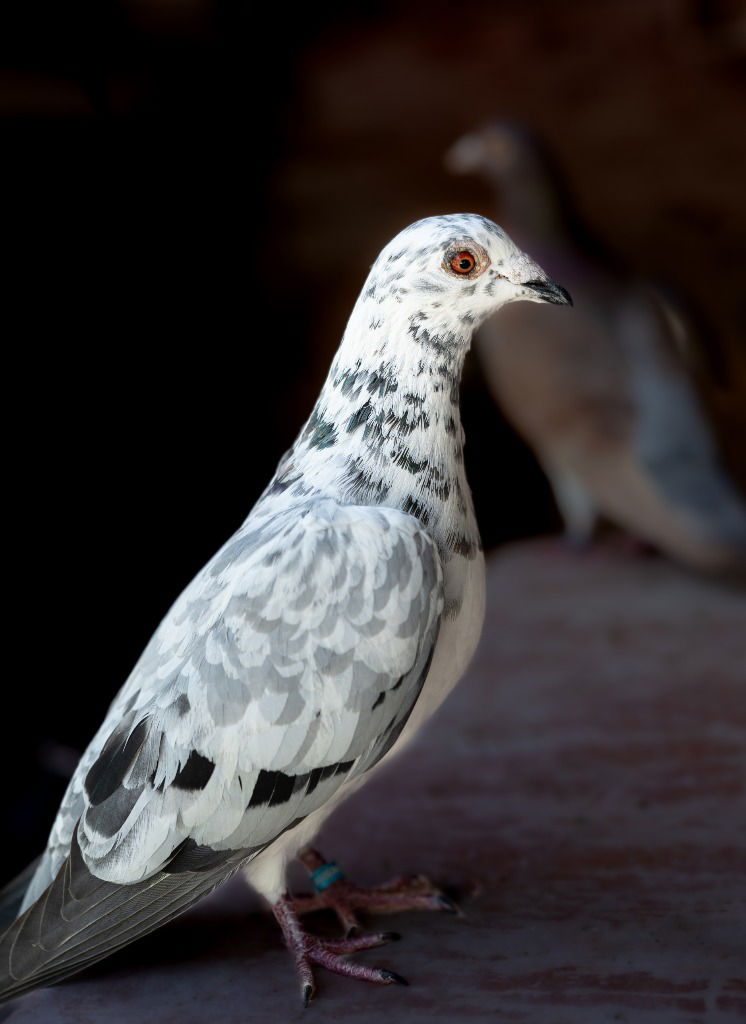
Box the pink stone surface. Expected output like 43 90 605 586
7 541 746 1023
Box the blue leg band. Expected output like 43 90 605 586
311 861 345 892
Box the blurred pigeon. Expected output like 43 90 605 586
0 213 570 1006
447 123 746 576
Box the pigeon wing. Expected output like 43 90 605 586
1 498 443 1000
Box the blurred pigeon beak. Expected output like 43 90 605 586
443 136 477 173
524 280 573 306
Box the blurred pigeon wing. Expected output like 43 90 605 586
1 498 443 999
619 292 746 548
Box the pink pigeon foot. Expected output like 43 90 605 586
291 848 459 938
272 895 407 1006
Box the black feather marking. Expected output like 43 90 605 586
248 769 295 808
402 495 431 526
85 786 143 838
343 458 391 503
336 360 366 397
305 767 323 795
303 408 338 450
84 718 149 806
347 401 372 433
394 448 430 475
303 758 355 797
424 471 451 501
403 391 424 407
248 769 276 806
407 319 455 357
445 529 477 558
172 751 215 791
366 366 398 397
269 772 295 806
372 690 385 709
292 771 311 793
267 469 303 496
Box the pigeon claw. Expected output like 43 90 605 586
380 969 409 986
435 892 461 915
273 896 407 1005
302 982 315 1008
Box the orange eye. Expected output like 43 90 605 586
450 250 476 275
443 239 489 279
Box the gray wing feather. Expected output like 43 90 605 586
619 293 746 547
3 496 442 998
0 828 249 1001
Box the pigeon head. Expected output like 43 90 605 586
358 213 571 346
445 122 537 178
285 214 570 537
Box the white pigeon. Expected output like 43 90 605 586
0 213 570 1006
447 123 746 577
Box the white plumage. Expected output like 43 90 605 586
0 213 570 1004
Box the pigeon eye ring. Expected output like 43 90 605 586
443 238 490 279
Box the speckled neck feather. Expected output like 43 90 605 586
264 248 482 563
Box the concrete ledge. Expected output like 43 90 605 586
7 541 746 1022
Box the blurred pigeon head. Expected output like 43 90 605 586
444 121 542 177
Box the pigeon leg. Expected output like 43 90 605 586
545 466 597 547
272 895 407 1005
290 848 459 937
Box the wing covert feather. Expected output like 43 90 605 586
9 497 442 996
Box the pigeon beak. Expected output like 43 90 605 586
523 280 573 306
443 136 478 174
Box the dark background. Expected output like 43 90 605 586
2 0 745 879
